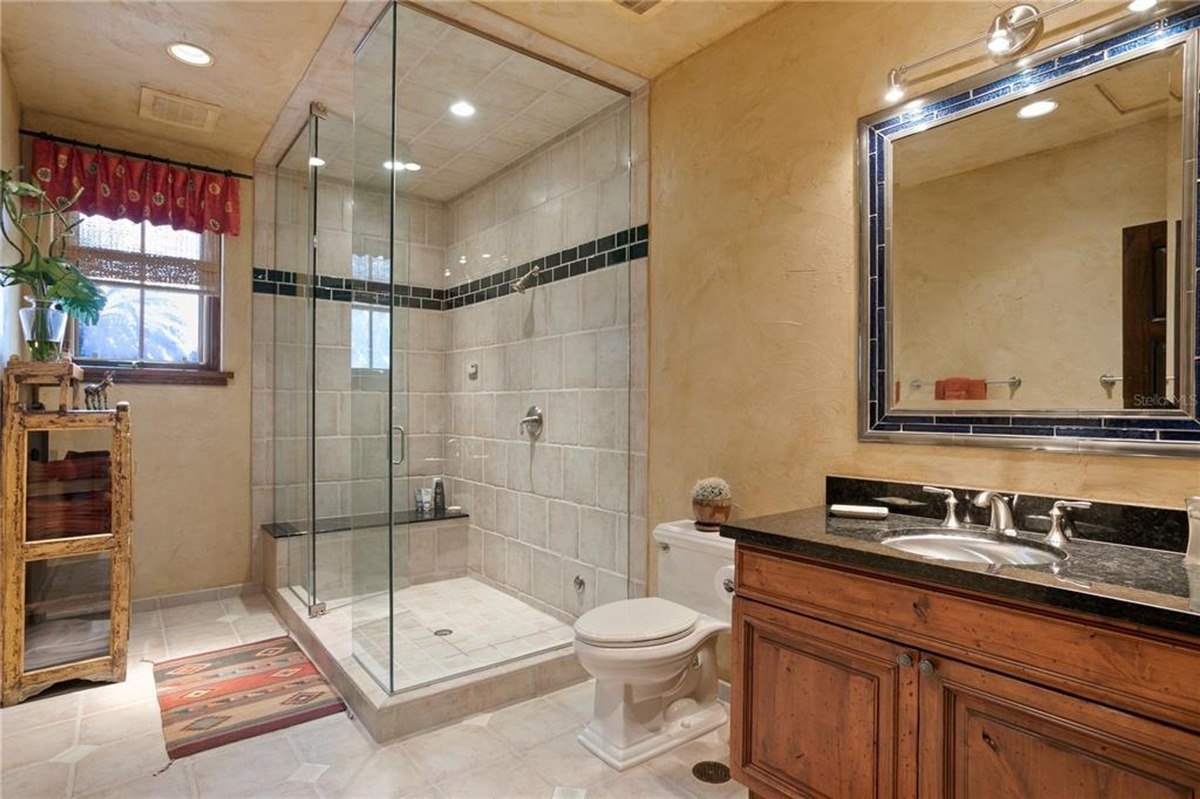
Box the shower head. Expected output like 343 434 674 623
509 266 541 294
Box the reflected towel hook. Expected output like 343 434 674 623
1100 372 1175 388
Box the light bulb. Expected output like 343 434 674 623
1128 0 1157 11
404 162 421 171
450 101 476 118
988 30 1013 54
884 69 906 104
308 156 325 167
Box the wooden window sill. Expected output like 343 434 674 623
80 366 234 386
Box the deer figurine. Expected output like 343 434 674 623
83 371 114 410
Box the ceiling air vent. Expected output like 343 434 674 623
138 87 222 132
614 0 663 15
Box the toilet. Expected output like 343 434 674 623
573 520 735 770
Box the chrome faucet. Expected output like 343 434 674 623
922 486 962 528
972 491 1018 537
1045 500 1091 549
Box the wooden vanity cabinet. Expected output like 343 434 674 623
730 546 1200 799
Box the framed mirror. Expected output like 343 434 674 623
858 7 1200 455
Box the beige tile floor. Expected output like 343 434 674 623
1 592 748 799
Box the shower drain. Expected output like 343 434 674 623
433 628 453 637
691 761 731 784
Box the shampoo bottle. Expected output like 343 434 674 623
433 477 446 515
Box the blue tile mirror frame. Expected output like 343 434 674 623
858 4 1200 456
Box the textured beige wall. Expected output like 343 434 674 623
648 2 1199 544
14 113 254 599
1 57 22 359
893 119 1167 411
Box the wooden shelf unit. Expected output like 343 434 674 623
1 357 133 706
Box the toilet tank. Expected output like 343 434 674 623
653 520 736 623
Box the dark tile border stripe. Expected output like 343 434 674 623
252 224 648 312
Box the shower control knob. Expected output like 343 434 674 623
722 577 735 594
573 575 586 593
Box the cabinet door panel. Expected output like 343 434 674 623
731 598 918 799
920 656 1200 799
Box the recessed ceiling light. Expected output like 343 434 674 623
384 161 422 171
450 100 476 118
167 42 214 67
308 156 325 167
404 162 421 171
1128 0 1157 11
1017 99 1058 118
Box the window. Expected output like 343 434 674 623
69 214 222 372
351 305 391 371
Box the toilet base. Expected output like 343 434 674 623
577 699 728 771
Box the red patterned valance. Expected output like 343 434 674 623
31 138 241 236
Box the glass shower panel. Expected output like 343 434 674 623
274 118 317 608
349 4 407 692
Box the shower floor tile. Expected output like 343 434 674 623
338 577 574 692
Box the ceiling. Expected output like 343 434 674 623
0 1 343 160
312 4 624 202
477 0 784 78
895 45 1183 187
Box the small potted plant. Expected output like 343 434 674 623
1 168 105 361
692 477 733 532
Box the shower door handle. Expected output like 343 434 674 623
392 425 406 466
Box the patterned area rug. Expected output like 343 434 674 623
153 636 344 759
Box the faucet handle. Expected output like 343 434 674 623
1046 500 1091 548
922 486 961 529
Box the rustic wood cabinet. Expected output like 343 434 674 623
731 545 1200 799
1 358 133 706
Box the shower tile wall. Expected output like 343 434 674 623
251 86 649 618
261 174 450 526
439 99 649 619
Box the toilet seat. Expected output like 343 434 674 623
575 597 699 648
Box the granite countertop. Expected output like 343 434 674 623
721 507 1200 638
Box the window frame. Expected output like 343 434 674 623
68 214 232 386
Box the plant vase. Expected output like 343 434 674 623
692 499 732 532
19 297 68 362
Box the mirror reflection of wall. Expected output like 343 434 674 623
890 45 1185 412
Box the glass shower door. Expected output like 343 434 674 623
275 116 318 611
349 3 408 692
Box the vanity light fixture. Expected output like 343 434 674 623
884 69 907 103
1017 99 1058 118
167 42 214 67
881 0 1098 106
1128 0 1157 11
450 100 476 118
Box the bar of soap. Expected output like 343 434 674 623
829 504 888 520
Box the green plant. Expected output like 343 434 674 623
1 167 105 325
692 477 732 503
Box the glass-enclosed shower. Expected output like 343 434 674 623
269 2 638 696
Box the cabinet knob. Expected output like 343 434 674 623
896 653 913 668
918 658 936 675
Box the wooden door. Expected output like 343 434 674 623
919 654 1200 799
1122 220 1174 408
730 597 918 799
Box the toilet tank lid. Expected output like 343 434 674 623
575 597 699 646
653 520 736 556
